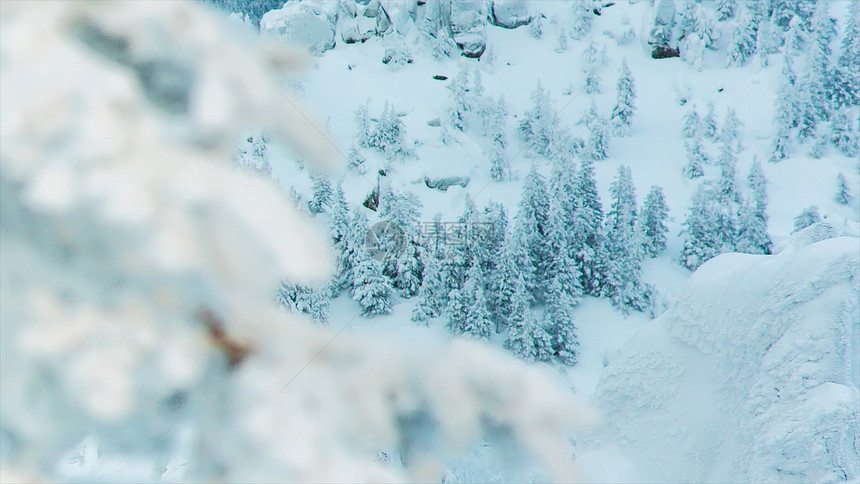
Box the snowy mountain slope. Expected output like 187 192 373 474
579 227 860 483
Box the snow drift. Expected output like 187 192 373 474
582 228 860 483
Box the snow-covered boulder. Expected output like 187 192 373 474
490 1 532 29
449 2 487 58
583 236 860 483
261 1 337 53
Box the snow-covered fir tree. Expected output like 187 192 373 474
480 200 508 275
544 195 584 313
546 313 579 366
572 156 605 294
683 135 707 179
354 99 371 148
716 0 737 21
489 221 534 329
352 247 394 317
601 165 649 313
681 182 732 270
792 205 822 233
797 2 835 141
515 164 552 301
569 0 594 40
529 12 544 39
611 58 636 136
735 158 772 255
701 102 718 140
329 180 350 247
367 102 410 159
830 107 860 157
720 107 742 147
683 105 700 138
276 281 333 325
488 97 511 181
641 186 670 258
307 172 333 215
772 51 799 161
834 173 853 206
411 248 444 325
726 6 757 67
585 102 611 161
582 41 602 94
518 81 569 160
833 2 860 108
342 209 371 291
450 263 494 341
233 133 272 178
347 145 367 174
449 66 472 132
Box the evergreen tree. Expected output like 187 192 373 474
681 182 731 270
354 99 371 148
233 133 272 178
368 102 410 159
769 126 791 163
342 210 370 291
276 281 332 325
683 136 707 179
352 248 393 317
488 97 511 181
529 13 544 39
394 242 422 298
833 2 860 107
611 58 637 136
569 0 594 40
480 201 508 276
835 173 853 206
682 105 700 138
329 180 350 247
448 67 473 132
701 103 718 140
717 136 740 203
716 0 737 21
307 172 333 215
347 145 366 174
830 108 860 158
746 157 769 223
451 263 494 340
379 189 422 286
489 227 533 332
720 107 742 146
641 186 669 258
792 206 822 233
572 157 604 294
411 248 443 325
582 41 602 94
797 2 835 140
516 165 552 301
586 101 610 161
736 157 772 255
774 51 800 133
544 200 584 312
518 81 569 160
601 166 649 313
726 6 758 67
546 313 579 366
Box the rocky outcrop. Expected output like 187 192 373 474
260 1 337 53
490 1 532 29
449 1 487 58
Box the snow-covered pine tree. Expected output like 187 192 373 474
449 67 471 132
582 41 602 94
276 281 332 325
792 205 822 233
546 312 578 366
544 196 584 312
454 263 494 340
503 282 552 363
572 156 605 294
683 105 700 138
717 135 740 204
720 107 743 147
516 164 552 301
601 165 649 313
488 97 511 181
726 6 757 67
329 179 350 248
347 145 366 174
343 209 371 291
352 247 394 316
681 182 730 270
233 133 273 178
518 81 569 160
354 99 371 148
774 49 800 130
830 107 860 158
307 172 333 215
835 173 853 206
489 227 533 332
797 2 834 141
480 200 508 275
529 12 544 39
368 101 410 159
701 102 718 140
683 135 707 179
641 186 670 258
394 242 422 298
716 0 737 21
411 248 444 325
586 102 610 161
569 0 594 40
611 58 636 136
735 157 772 255
769 126 791 164
833 2 860 108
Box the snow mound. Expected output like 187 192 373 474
584 236 860 483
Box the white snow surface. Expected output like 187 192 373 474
581 231 860 483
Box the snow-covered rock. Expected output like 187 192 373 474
449 2 487 58
490 1 532 29
261 1 337 53
584 236 860 483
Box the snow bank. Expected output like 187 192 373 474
584 235 860 483
261 0 337 53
